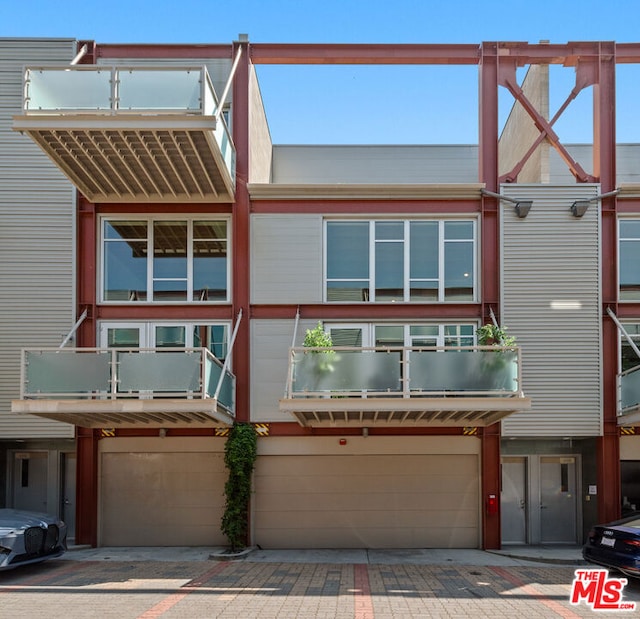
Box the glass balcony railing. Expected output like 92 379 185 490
19 347 235 415
619 365 640 416
21 65 235 179
285 346 522 399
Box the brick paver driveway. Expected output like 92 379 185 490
1 558 639 618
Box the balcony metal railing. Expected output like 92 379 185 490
21 65 235 179
284 345 523 399
19 347 235 414
619 365 640 417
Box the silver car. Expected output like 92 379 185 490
0 509 67 570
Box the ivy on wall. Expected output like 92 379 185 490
221 422 258 551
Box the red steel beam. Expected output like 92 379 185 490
250 43 480 65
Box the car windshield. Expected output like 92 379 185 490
623 518 640 528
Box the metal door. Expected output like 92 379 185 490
540 456 577 543
501 457 527 544
12 451 48 512
61 452 76 538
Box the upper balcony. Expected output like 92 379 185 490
11 347 235 428
12 66 235 203
618 365 640 425
279 345 531 428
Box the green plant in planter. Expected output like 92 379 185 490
476 324 516 347
476 324 517 390
303 322 335 369
221 422 258 551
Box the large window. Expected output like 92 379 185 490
100 322 229 360
325 219 475 302
101 218 229 303
327 323 476 348
620 220 640 301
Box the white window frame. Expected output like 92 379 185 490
323 218 477 303
99 321 231 360
99 215 231 304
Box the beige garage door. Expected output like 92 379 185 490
254 454 479 549
101 451 227 546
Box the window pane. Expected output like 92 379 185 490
154 221 187 279
193 240 227 301
445 221 474 240
107 328 140 347
410 222 438 279
192 325 227 359
375 221 403 240
409 281 439 302
104 220 147 240
375 325 404 347
620 220 640 239
193 220 226 240
327 281 370 302
104 239 147 301
326 222 369 279
620 240 640 300
155 326 186 347
153 279 187 301
444 242 474 301
330 328 363 347
375 241 404 301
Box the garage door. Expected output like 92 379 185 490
254 454 479 549
101 451 227 546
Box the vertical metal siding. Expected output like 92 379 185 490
251 319 317 422
251 214 323 304
500 184 602 437
0 39 76 438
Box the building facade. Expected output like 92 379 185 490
2 37 640 549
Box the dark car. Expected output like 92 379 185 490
0 509 67 571
583 513 640 578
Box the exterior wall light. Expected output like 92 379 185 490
481 189 532 218
570 189 620 218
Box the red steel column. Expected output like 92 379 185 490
232 38 251 423
74 197 99 545
596 42 621 523
479 43 502 549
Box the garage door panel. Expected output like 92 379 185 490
257 455 475 477
101 450 226 546
254 453 479 549
260 526 479 550
256 473 476 495
256 490 478 512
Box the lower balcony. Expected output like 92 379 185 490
279 346 531 428
11 348 235 428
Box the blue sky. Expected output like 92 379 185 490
3 0 640 143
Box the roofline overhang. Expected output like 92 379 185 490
248 183 485 201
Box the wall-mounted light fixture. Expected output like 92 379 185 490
481 189 532 218
570 189 620 218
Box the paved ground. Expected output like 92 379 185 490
1 547 638 618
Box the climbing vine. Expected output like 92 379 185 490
221 422 258 551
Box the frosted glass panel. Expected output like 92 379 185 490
621 367 640 411
25 351 110 394
118 70 201 110
292 350 401 393
410 350 517 392
117 351 200 392
27 69 111 110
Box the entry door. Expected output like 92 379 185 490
12 452 48 512
61 453 76 538
540 456 578 543
501 457 527 544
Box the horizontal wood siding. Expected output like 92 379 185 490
0 39 76 438
251 214 323 304
251 319 317 422
500 185 602 437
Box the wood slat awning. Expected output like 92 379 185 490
11 398 235 429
